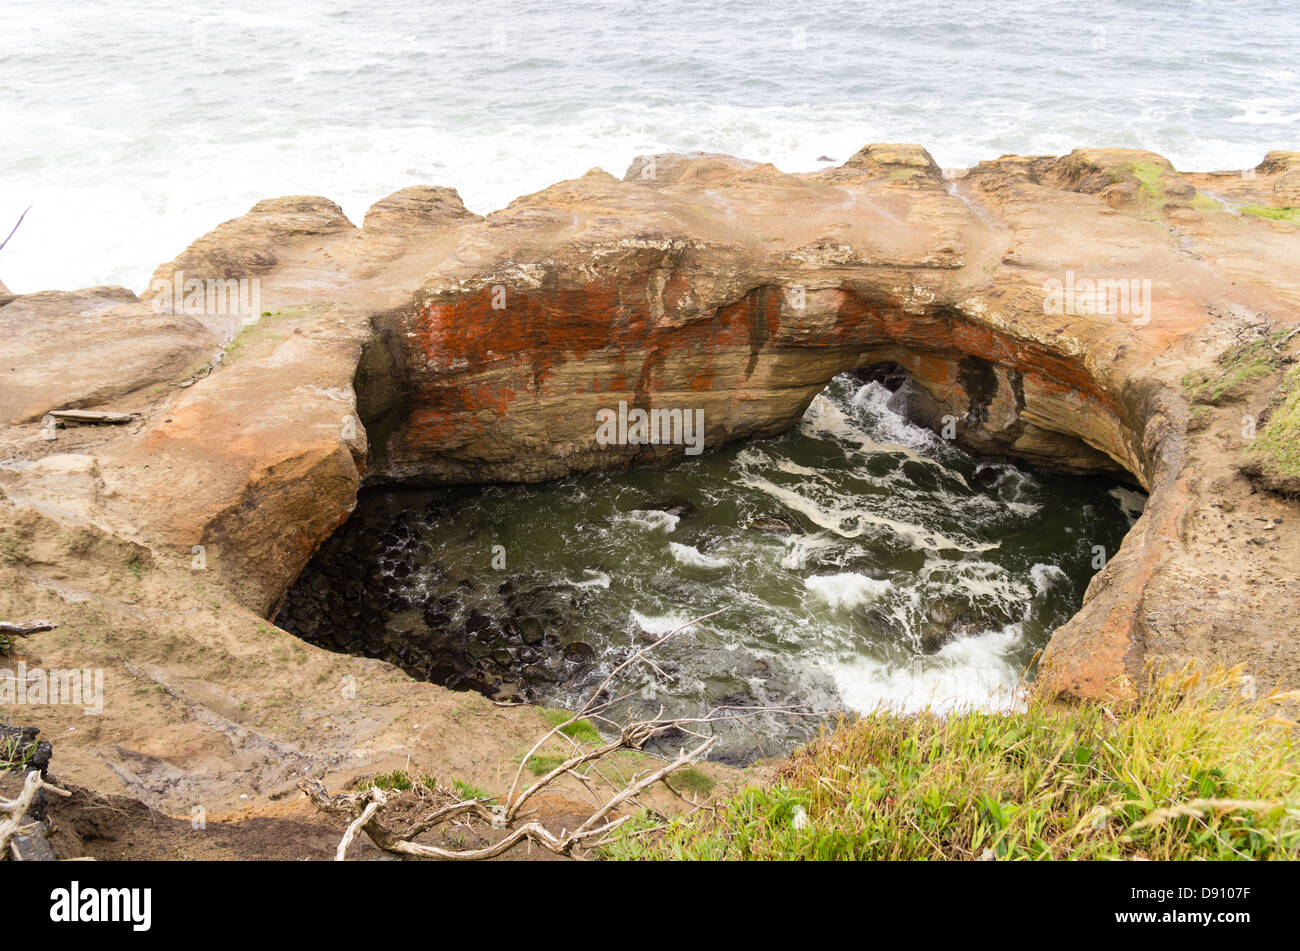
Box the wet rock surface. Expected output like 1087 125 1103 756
276 493 602 703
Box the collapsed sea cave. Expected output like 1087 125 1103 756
275 367 1145 764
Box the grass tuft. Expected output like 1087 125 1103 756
358 770 413 792
1182 328 1291 406
539 708 603 744
1241 204 1300 223
527 752 569 776
603 667 1300 861
1246 360 1300 489
452 778 494 801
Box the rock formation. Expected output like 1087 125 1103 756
1 145 1297 810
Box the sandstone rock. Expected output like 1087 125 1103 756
1257 150 1300 175
1272 171 1300 205
361 185 478 235
2 143 1299 716
0 287 214 424
836 142 944 184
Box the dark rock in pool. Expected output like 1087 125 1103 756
971 464 1003 490
918 595 1017 653
517 617 545 644
563 641 596 662
465 610 491 634
647 497 697 519
521 664 555 684
744 515 802 535
428 661 460 684
422 608 452 629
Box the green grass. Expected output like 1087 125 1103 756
222 310 292 363
1130 161 1166 201
1241 204 1300 223
452 778 494 801
1191 192 1223 214
1182 328 1292 406
540 708 603 744
356 771 494 801
0 716 37 772
666 766 716 798
357 770 414 792
603 668 1300 861
1247 360 1300 485
527 752 569 776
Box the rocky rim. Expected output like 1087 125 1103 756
0 144 1297 817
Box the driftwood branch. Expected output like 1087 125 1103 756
0 620 57 637
0 770 71 861
504 608 724 820
301 604 827 861
299 609 771 860
0 206 30 255
299 778 635 860
46 410 136 426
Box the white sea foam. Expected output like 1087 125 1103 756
668 542 728 569
621 509 679 533
1109 486 1148 525
629 609 694 637
830 625 1029 714
779 532 840 570
922 559 1031 607
1030 562 1068 594
566 569 611 589
804 573 894 611
738 469 995 553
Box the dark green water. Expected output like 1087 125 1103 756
279 375 1143 762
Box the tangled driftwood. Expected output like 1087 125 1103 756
302 610 812 860
1 770 71 861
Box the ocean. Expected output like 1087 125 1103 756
1 0 1297 293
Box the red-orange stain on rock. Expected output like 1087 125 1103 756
403 274 1123 456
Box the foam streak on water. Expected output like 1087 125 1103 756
2 0 1297 292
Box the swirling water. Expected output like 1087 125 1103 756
280 376 1143 761
2 0 1297 292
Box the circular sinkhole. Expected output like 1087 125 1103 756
276 372 1144 764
